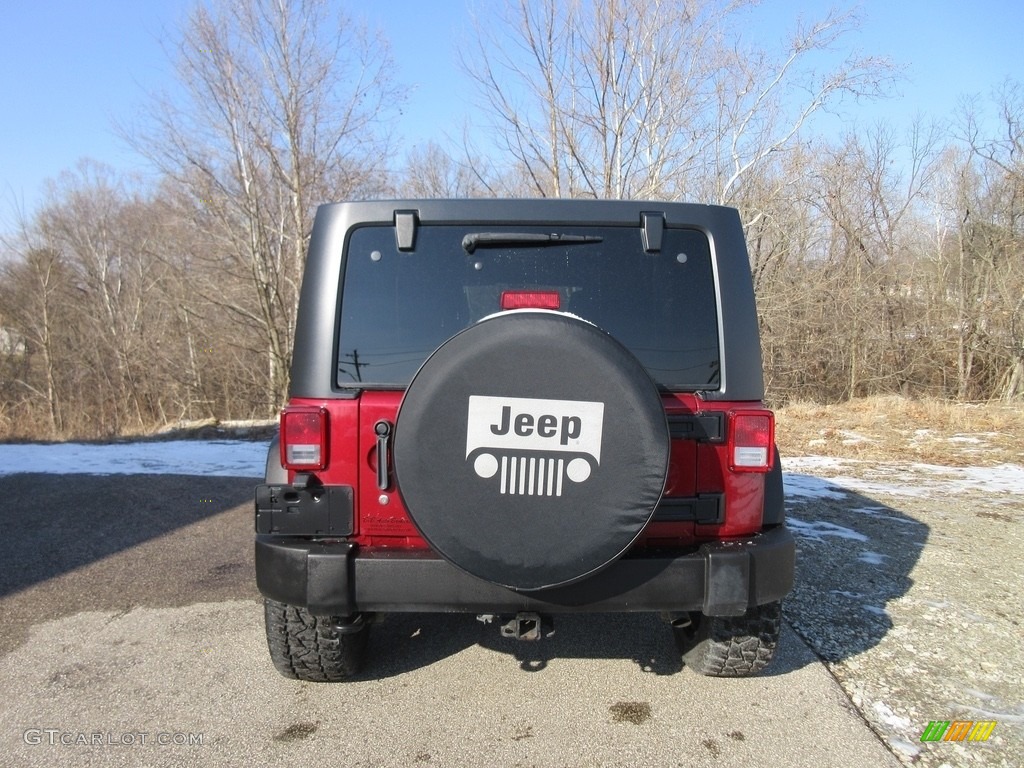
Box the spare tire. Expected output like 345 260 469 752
393 311 670 591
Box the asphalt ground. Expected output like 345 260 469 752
0 473 899 767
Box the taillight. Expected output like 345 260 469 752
280 405 328 470
501 290 561 311
728 410 774 472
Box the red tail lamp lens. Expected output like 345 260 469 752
280 406 328 470
729 411 774 472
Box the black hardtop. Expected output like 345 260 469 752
290 199 765 402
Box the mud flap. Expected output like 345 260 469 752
703 546 751 617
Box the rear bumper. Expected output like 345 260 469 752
255 525 795 618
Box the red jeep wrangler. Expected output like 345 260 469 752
255 199 794 681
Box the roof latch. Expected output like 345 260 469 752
641 211 664 253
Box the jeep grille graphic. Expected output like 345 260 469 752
499 455 566 497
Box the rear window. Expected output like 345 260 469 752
337 225 720 390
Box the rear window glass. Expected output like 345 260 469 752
337 225 720 390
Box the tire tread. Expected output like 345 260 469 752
264 599 367 682
678 601 781 677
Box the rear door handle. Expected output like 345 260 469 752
374 420 392 491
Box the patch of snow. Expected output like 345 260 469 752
947 435 983 444
0 440 266 477
858 551 886 565
952 704 1024 724
959 609 991 624
888 739 921 759
787 517 868 542
783 473 849 501
782 456 851 472
862 605 890 617
838 429 875 445
961 688 998 702
829 590 866 598
826 475 934 498
930 463 1024 495
871 700 912 730
784 458 1024 499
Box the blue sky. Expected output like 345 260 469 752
1 0 1020 217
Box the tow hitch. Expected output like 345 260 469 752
328 614 367 635
477 612 553 641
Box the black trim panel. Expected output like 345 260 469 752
254 525 794 618
762 447 785 526
654 494 724 524
667 412 724 442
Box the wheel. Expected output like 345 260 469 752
392 311 670 592
263 599 368 682
675 601 782 677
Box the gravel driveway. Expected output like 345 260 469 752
782 458 1023 767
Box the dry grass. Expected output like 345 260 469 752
776 395 1024 466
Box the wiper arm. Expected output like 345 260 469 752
461 232 603 254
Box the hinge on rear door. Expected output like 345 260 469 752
654 494 724 525
641 211 664 253
395 210 418 251
666 413 724 442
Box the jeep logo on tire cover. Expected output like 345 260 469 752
466 395 604 496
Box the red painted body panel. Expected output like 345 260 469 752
283 392 769 551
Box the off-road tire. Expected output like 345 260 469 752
264 599 368 682
676 601 782 677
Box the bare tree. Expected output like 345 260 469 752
0 246 72 436
32 162 160 431
750 121 948 404
804 123 940 398
400 142 494 198
966 82 1024 399
925 83 1024 401
463 0 895 209
124 0 404 410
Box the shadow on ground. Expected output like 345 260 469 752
355 609 822 681
0 473 255 599
0 473 259 655
781 470 930 663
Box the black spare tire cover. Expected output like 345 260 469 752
391 309 671 593
392 311 670 591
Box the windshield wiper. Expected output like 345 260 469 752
461 232 603 254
